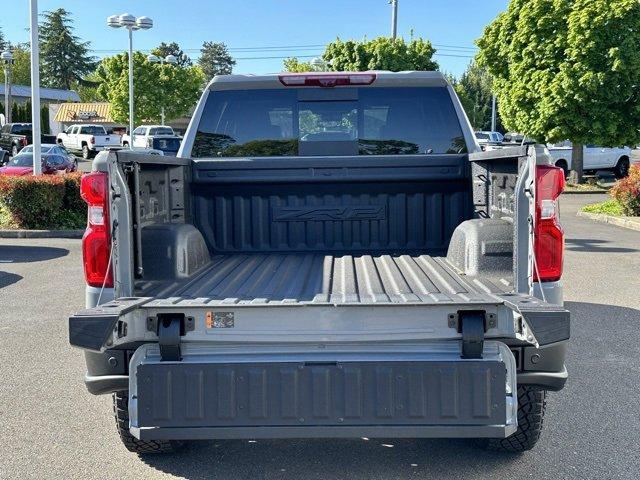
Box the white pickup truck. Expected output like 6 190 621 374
547 142 631 178
121 125 175 149
56 124 121 159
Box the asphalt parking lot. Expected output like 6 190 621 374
0 193 638 480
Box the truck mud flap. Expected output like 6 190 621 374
129 342 517 441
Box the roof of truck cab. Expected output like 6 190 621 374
207 71 449 91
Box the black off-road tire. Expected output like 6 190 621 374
485 386 547 453
614 157 630 179
113 391 183 454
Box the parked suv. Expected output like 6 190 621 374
69 72 569 455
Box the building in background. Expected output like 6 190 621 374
51 102 124 135
51 101 193 136
0 84 80 106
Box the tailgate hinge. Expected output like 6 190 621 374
455 311 487 359
158 315 182 361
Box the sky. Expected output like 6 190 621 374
1 0 508 78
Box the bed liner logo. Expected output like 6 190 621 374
273 205 386 222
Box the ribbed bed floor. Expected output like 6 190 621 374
142 253 508 307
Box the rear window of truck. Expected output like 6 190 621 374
192 87 467 157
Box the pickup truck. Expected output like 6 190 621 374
69 72 570 455
56 124 121 159
547 142 631 178
0 122 57 156
121 125 175 148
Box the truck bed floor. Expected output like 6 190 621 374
140 253 509 307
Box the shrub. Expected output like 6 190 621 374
0 174 86 229
610 165 640 216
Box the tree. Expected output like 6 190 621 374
39 8 96 90
198 42 235 80
283 57 317 73
96 52 204 125
151 42 192 67
0 27 7 51
478 0 640 183
322 37 438 72
455 61 502 132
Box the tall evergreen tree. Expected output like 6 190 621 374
0 27 7 51
39 8 96 90
198 42 235 80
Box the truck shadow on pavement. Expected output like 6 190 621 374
0 271 22 289
0 245 69 263
565 238 638 253
140 438 518 479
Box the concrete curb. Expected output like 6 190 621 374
0 229 84 239
577 211 640 232
563 190 609 195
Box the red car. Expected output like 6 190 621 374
0 144 77 176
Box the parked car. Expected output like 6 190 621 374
69 72 569 456
121 125 175 148
547 142 631 178
56 124 121 159
0 123 57 156
0 143 77 175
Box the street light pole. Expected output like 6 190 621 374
128 27 134 142
147 54 177 125
107 13 153 148
1 51 14 124
390 0 398 39
491 94 497 132
29 0 42 175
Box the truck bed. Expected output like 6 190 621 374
139 253 508 308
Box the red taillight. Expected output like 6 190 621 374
278 73 377 88
533 165 565 282
80 172 112 288
90 135 96 144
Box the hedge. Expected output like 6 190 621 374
0 173 85 229
611 165 640 216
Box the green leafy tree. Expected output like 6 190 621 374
455 61 502 132
96 52 204 125
198 42 235 80
478 0 640 182
322 37 438 72
73 72 106 102
283 57 317 73
151 42 192 67
39 8 96 90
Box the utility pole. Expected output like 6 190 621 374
29 0 42 175
491 94 497 132
390 0 398 39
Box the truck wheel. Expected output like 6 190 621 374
614 157 630 179
113 391 183 454
485 386 547 453
82 145 91 160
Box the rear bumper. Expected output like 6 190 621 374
127 342 518 441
